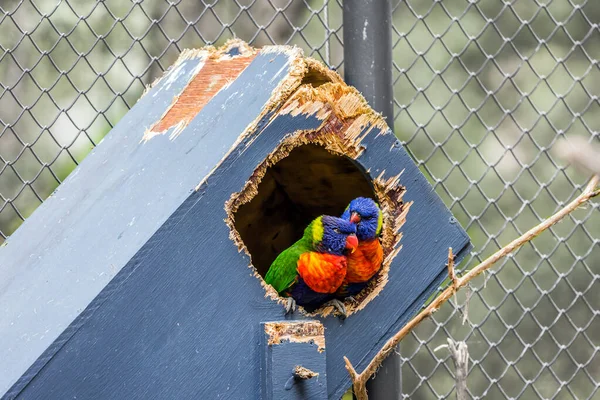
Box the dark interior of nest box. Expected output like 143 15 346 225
233 144 377 278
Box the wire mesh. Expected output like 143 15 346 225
0 0 598 399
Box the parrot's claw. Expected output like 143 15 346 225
284 297 296 315
325 299 347 319
345 296 358 304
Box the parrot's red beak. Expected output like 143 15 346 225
345 234 358 253
350 212 361 224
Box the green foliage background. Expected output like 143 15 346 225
0 0 598 398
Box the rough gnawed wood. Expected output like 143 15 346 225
344 176 599 399
0 40 471 400
261 321 327 400
224 82 408 317
264 321 326 352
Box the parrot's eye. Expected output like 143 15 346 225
333 228 341 234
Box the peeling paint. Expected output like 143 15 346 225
140 49 210 101
139 38 256 100
264 321 325 352
139 39 409 319
154 63 186 97
193 45 338 193
270 60 291 84
142 52 256 142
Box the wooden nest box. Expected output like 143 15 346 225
0 40 470 400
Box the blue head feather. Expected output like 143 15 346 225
341 197 382 241
317 216 357 255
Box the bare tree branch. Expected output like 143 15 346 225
447 247 458 290
447 339 469 400
344 175 600 399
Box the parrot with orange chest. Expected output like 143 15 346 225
264 215 358 316
336 197 384 300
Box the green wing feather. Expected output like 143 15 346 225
264 237 311 294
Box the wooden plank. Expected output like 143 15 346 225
5 107 329 400
214 106 472 400
145 54 256 138
0 45 302 397
5 96 469 400
261 321 327 400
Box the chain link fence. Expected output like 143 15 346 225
1 0 599 398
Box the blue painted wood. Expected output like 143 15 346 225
0 44 471 400
260 321 327 400
0 47 298 397
4 113 469 400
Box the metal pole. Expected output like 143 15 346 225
343 0 394 129
343 1 400 399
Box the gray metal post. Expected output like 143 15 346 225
343 0 401 399
343 0 394 129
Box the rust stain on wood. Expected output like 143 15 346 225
144 53 256 141
264 321 325 352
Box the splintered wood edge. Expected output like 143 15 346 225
140 39 260 142
294 366 319 379
192 44 311 193
349 175 411 314
139 38 256 99
263 321 326 352
224 81 409 318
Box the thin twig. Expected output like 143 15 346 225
447 247 458 289
447 339 469 400
343 356 367 400
344 175 599 399
447 247 459 307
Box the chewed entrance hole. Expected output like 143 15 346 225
233 144 376 278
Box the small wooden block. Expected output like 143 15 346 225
261 321 327 400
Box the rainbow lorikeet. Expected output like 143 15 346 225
264 215 359 316
336 197 384 300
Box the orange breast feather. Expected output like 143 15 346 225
297 252 347 294
345 239 384 283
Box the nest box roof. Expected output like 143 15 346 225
0 39 470 400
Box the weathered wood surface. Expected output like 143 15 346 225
261 321 327 400
0 42 300 398
0 41 470 399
